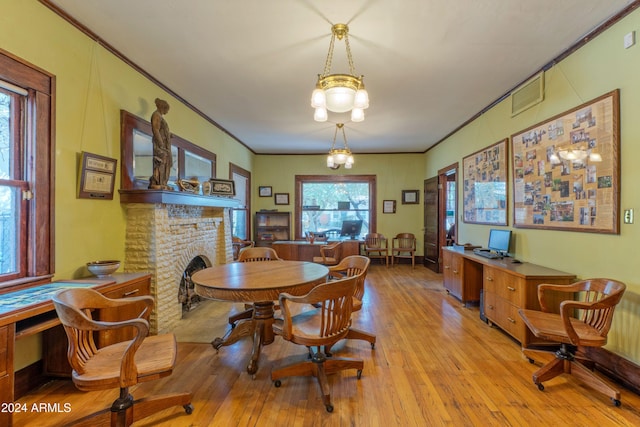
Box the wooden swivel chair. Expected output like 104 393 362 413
52 288 193 427
391 233 416 268
326 255 374 354
312 241 343 266
363 233 389 266
518 278 626 406
228 247 282 327
232 236 254 260
271 277 364 412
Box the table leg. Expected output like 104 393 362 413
211 301 276 376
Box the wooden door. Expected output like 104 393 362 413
423 176 439 272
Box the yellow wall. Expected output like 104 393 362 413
1 0 254 369
253 154 425 246
3 1 640 367
426 9 640 360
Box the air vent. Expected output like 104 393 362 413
511 71 544 116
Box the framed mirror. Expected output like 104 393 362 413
121 110 216 190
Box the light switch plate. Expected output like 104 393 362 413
624 209 634 224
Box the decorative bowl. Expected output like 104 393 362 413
87 260 120 277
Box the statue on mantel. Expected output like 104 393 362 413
149 98 173 190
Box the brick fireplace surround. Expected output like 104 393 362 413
122 202 233 334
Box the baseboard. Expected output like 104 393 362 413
582 346 640 395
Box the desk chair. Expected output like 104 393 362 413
228 247 282 327
518 278 626 406
232 236 254 260
52 288 193 427
326 255 374 354
312 241 343 266
391 233 416 268
363 233 389 266
271 277 364 412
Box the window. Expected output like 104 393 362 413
229 163 251 240
295 175 376 240
0 52 55 287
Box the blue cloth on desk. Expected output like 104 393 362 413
0 282 97 314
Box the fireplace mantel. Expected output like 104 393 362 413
119 189 240 208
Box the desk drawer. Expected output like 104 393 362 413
486 295 524 342
484 267 524 306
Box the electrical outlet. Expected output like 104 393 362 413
624 209 634 224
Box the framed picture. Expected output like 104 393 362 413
259 186 272 197
383 200 396 214
274 193 289 205
462 138 509 225
209 178 236 196
511 89 620 234
77 151 117 200
402 190 419 204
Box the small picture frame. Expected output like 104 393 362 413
274 193 289 205
77 151 117 200
209 178 236 196
402 190 419 204
383 200 396 214
259 186 272 197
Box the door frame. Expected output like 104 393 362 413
438 162 458 271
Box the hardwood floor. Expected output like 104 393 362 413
15 265 640 426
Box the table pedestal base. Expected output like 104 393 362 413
211 301 275 375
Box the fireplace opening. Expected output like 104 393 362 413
178 255 208 314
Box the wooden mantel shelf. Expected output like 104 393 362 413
119 189 240 208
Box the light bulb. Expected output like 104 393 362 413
311 88 326 108
314 107 328 122
351 108 364 122
354 89 369 109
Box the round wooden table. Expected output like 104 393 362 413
192 260 328 375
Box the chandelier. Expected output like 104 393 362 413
327 123 354 169
311 23 369 123
549 145 602 164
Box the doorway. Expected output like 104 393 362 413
423 163 458 273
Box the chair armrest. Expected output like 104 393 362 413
559 299 606 344
537 283 578 312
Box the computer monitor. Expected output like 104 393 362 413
340 220 363 240
487 229 511 256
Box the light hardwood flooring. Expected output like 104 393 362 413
14 264 640 426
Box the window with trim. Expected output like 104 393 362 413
230 163 251 240
295 175 376 240
0 52 55 287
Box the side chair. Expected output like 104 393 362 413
326 255 374 354
519 278 626 406
271 276 364 412
228 247 282 327
391 233 416 268
52 288 193 427
363 233 389 266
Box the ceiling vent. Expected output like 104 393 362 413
511 71 545 116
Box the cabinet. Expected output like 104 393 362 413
255 211 291 246
483 265 574 347
442 249 483 305
442 246 575 347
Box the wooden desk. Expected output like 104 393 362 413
0 273 151 427
272 239 363 261
442 246 575 347
192 261 328 376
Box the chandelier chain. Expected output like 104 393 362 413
343 34 357 76
322 32 336 77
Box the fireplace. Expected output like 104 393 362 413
122 201 233 334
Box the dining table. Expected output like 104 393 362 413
191 260 329 375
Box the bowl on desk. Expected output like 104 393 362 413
86 260 120 277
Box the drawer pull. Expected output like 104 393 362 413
123 289 140 296
488 305 494 310
507 286 516 292
507 317 516 324
444 266 450 270
453 270 458 274
486 277 493 281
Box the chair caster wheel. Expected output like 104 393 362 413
357 369 362 379
536 383 544 391
184 403 194 414
326 404 334 413
370 343 375 349
528 358 535 364
274 380 282 388
612 398 621 407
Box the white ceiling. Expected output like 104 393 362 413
47 0 634 155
